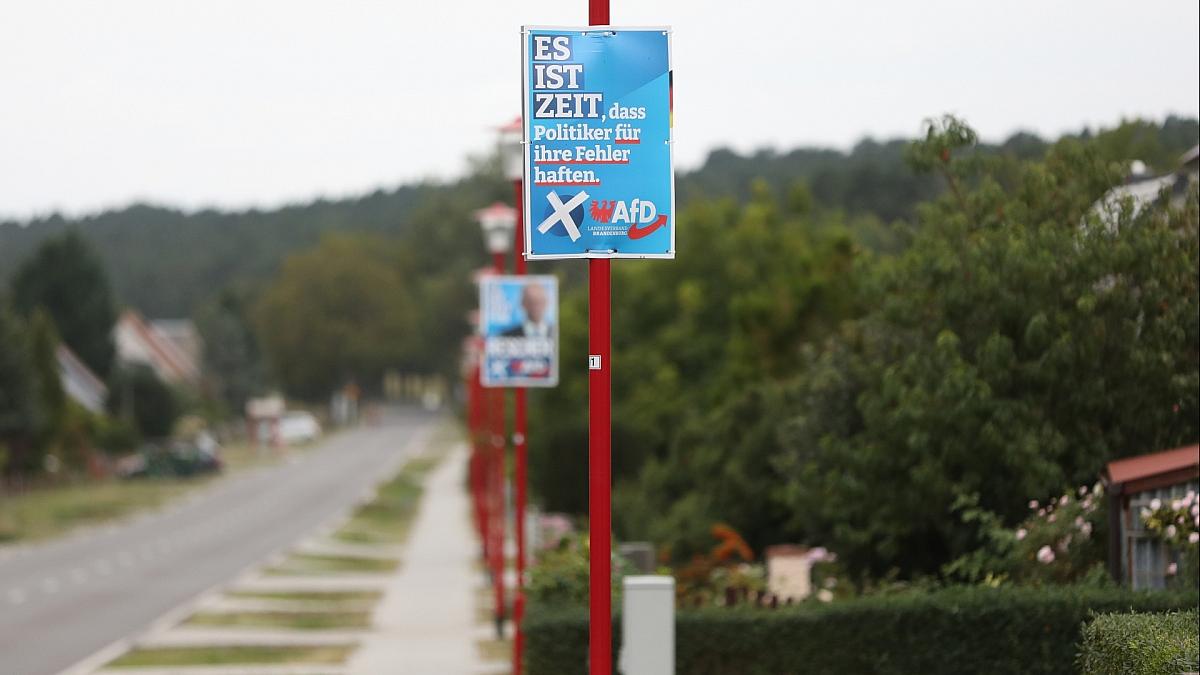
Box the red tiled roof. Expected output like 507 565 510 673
119 310 200 383
1106 444 1199 485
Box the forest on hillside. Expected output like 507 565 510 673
3 116 1194 320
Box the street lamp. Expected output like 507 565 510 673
499 116 524 183
475 202 514 640
497 115 532 675
476 202 516 271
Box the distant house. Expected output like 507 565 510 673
56 345 108 414
1104 444 1200 588
148 319 203 371
1095 144 1199 225
113 310 202 385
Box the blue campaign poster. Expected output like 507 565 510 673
480 275 559 387
522 26 674 259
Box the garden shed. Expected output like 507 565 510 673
1103 444 1199 588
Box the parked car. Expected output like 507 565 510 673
279 411 322 445
117 436 223 479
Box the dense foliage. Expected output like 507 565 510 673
0 299 41 474
944 483 1110 586
529 116 1200 584
1079 610 1199 675
774 122 1198 580
252 234 418 399
11 230 117 377
106 364 179 439
524 586 1198 675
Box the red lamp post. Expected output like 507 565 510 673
476 202 516 640
498 116 531 675
464 332 487 558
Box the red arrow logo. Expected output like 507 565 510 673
628 214 668 240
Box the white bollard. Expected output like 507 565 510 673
619 575 674 675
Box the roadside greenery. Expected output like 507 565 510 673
531 115 1200 585
0 441 261 543
265 553 399 576
1079 610 1199 675
107 645 354 667
333 454 440 546
185 610 371 631
943 483 1110 586
525 586 1198 675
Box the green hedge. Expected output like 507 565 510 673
524 586 1198 675
1079 610 1198 674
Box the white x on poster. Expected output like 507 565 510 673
537 190 589 242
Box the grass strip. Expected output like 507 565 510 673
330 450 443 546
107 645 353 667
0 442 283 544
266 553 399 575
477 638 513 662
226 590 383 604
186 610 370 630
0 480 207 544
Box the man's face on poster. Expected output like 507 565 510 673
521 283 549 324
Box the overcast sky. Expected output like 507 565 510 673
1 0 1197 219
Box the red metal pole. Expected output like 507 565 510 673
588 259 612 675
490 251 507 639
588 0 612 669
588 1 612 671
474 358 490 562
513 177 528 675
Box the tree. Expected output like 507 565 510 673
0 299 42 475
532 183 866 517
12 230 117 377
253 234 418 399
28 311 67 452
194 286 267 413
776 119 1200 581
107 365 179 439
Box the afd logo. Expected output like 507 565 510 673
589 199 669 240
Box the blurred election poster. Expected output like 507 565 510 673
480 275 559 387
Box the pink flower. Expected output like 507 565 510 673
1038 508 1046 517
1080 522 1093 537
1015 528 1027 541
1188 532 1199 545
1075 516 1085 528
1036 546 1055 564
1047 513 1056 523
1191 504 1198 517
1059 495 1069 507
1166 562 1177 576
1078 486 1088 497
1150 498 1162 510
1029 500 1039 510
1166 525 1177 538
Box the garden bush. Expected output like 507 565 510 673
524 585 1197 675
1078 610 1198 675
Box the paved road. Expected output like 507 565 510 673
0 408 436 675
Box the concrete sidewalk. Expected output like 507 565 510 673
348 445 500 675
